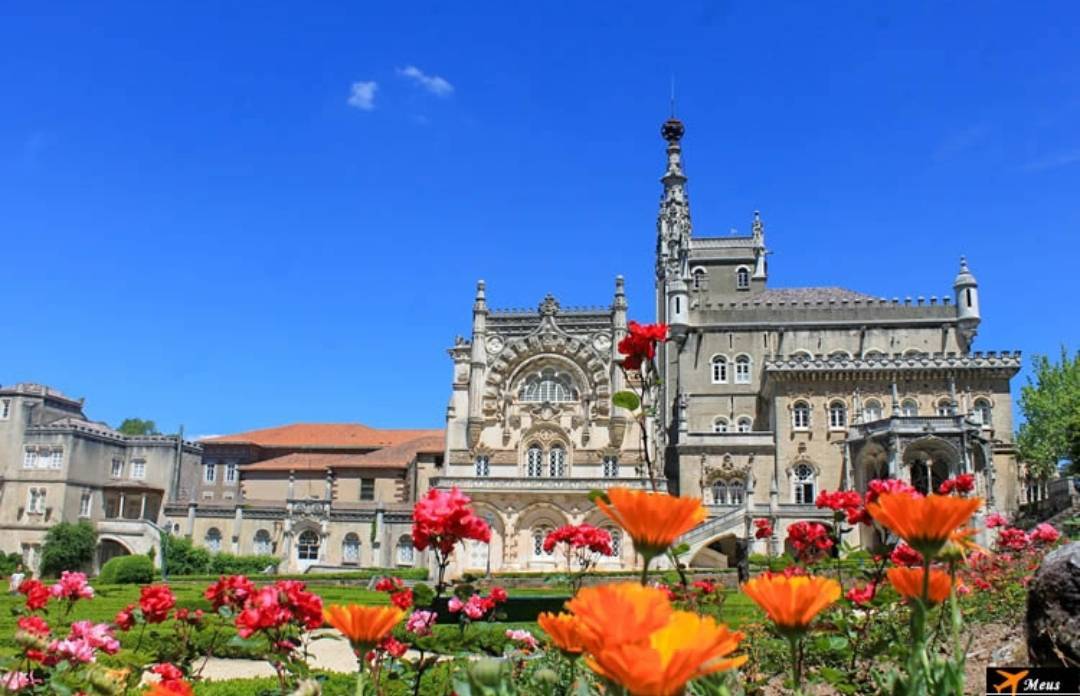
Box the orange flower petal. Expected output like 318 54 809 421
586 611 746 696
566 582 673 653
886 567 953 604
537 611 588 654
867 493 981 557
323 604 404 647
597 488 706 558
741 574 840 635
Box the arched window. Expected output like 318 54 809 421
526 444 543 477
936 400 956 416
864 350 885 359
205 527 222 553
730 480 745 505
829 351 851 361
736 417 752 433
253 529 272 556
519 368 577 403
712 417 729 434
475 456 490 477
793 464 816 505
792 351 814 362
397 536 414 564
711 355 728 384
792 401 810 430
734 355 752 384
863 399 882 423
901 399 919 417
736 267 750 290
828 401 847 429
692 268 706 289
532 528 553 559
973 399 992 427
297 530 320 561
712 481 728 505
602 456 619 478
549 445 566 477
342 533 360 564
607 528 622 557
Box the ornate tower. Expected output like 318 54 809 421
953 257 980 352
656 117 692 337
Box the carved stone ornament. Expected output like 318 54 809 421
486 335 505 354
609 417 627 448
704 454 749 484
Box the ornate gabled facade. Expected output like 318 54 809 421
436 282 647 575
653 117 1022 566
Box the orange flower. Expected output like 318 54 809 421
537 612 588 654
565 582 673 653
886 567 953 604
323 604 404 648
587 611 746 696
144 681 193 696
741 573 840 637
941 526 988 562
867 492 981 558
597 488 706 558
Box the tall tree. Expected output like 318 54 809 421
116 418 160 436
1017 349 1080 477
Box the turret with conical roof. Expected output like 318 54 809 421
953 256 980 351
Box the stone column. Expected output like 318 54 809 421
232 505 243 553
375 507 386 567
186 501 196 538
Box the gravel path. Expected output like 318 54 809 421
198 630 359 680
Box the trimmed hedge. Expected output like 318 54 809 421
165 567 428 583
427 595 570 624
98 555 155 585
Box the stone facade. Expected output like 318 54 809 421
436 286 647 575
0 383 201 573
653 117 1021 565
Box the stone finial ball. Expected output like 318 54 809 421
661 117 685 142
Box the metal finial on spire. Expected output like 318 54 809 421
670 75 676 118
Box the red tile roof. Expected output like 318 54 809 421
201 423 443 449
239 434 444 472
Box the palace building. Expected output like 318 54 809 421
2 117 1024 576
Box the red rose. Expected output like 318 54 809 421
617 321 668 371
390 589 413 610
489 586 508 604
139 584 177 624
114 604 137 631
786 521 834 563
889 543 924 567
16 615 50 637
204 575 255 611
19 579 51 611
845 582 876 606
411 487 491 557
753 518 774 540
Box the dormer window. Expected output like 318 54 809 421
519 368 578 403
736 267 750 290
692 268 707 290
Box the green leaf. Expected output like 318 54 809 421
612 390 641 411
587 489 611 505
670 543 690 557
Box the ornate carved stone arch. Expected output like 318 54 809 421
513 501 571 535
704 454 750 484
518 424 572 474
483 335 611 416
785 454 821 477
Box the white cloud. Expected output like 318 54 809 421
397 66 454 97
347 81 378 111
1023 148 1080 172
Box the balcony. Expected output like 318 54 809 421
848 415 972 440
431 477 666 494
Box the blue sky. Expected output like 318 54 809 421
2 2 1077 436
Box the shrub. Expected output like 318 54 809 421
208 553 280 575
164 535 211 575
40 521 96 577
98 554 155 584
0 552 23 576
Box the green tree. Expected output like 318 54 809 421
40 522 97 577
163 535 211 575
116 418 160 436
1017 349 1080 477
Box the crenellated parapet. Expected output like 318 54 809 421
764 351 1021 379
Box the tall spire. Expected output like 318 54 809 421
656 116 692 283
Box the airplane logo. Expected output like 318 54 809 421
993 669 1029 696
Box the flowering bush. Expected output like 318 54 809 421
411 487 491 594
542 524 614 592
